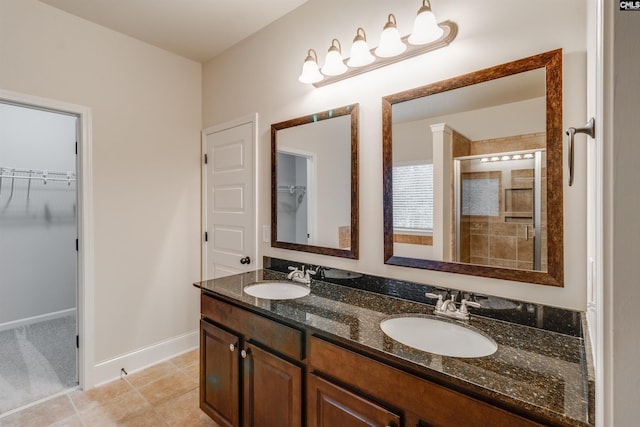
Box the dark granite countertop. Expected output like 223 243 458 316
195 269 594 426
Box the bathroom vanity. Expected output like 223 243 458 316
195 267 593 427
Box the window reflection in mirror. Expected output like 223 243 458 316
382 50 563 286
271 104 359 259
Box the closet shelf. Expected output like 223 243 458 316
0 167 76 184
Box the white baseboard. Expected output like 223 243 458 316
0 308 76 332
92 330 199 387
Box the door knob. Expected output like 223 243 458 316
240 256 251 265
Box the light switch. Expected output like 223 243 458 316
262 225 270 243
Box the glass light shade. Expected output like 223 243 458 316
347 28 375 67
321 39 347 76
298 50 324 84
408 7 444 45
375 14 406 58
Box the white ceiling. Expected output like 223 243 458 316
38 0 308 63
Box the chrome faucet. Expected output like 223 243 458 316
425 292 481 320
287 265 316 284
439 295 457 313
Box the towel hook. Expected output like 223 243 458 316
566 117 595 186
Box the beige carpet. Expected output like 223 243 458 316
0 315 77 414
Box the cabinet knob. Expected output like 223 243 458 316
241 349 250 359
229 343 236 352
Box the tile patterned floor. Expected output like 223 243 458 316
0 349 220 427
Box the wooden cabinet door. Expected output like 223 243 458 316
242 343 302 427
308 374 402 427
200 320 240 427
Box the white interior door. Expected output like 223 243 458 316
202 116 257 279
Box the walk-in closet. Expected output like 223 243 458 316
0 101 78 414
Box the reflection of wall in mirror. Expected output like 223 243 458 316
393 97 545 158
392 97 545 262
277 115 351 248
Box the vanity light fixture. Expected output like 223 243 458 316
298 49 324 84
375 14 407 58
408 0 445 45
347 27 375 67
297 0 457 87
321 39 348 76
480 153 538 163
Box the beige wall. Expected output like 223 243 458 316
0 0 202 363
203 0 587 310
392 97 545 163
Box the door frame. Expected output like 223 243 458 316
201 114 259 280
0 88 95 390
585 0 604 425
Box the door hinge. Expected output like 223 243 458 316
204 232 208 242
76 335 79 348
75 141 78 155
204 154 208 164
75 238 78 251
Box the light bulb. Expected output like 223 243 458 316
321 39 347 76
347 27 375 67
298 49 324 84
408 0 444 45
375 14 406 58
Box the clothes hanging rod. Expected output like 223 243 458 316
277 185 306 194
0 167 76 184
0 166 76 176
0 174 76 183
0 167 76 199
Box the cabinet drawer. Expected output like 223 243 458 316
309 336 543 427
201 294 304 360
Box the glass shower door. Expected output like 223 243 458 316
454 150 546 271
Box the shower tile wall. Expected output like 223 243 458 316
459 133 548 271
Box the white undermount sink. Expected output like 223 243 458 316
243 281 310 300
380 316 497 358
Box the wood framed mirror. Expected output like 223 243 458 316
382 49 563 286
271 104 359 259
